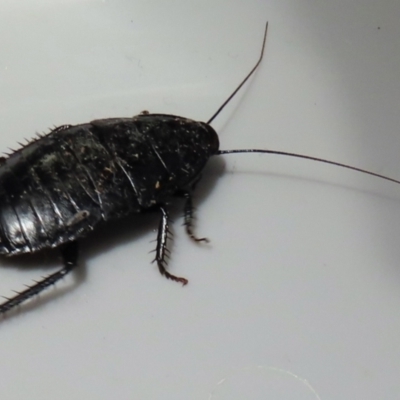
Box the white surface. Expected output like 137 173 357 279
0 0 400 399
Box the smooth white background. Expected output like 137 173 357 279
0 1 400 399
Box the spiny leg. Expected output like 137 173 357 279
0 241 79 314
152 205 188 285
176 189 209 243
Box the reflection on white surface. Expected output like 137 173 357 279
209 366 322 399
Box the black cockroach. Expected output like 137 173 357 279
0 22 399 315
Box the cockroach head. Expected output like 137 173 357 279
201 122 220 155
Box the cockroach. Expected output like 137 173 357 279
0 22 398 315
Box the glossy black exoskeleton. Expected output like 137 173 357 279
0 115 218 312
1 22 399 315
0 115 218 254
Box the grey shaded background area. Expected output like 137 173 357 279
0 0 399 399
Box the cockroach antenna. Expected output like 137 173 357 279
210 22 400 186
207 22 268 125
